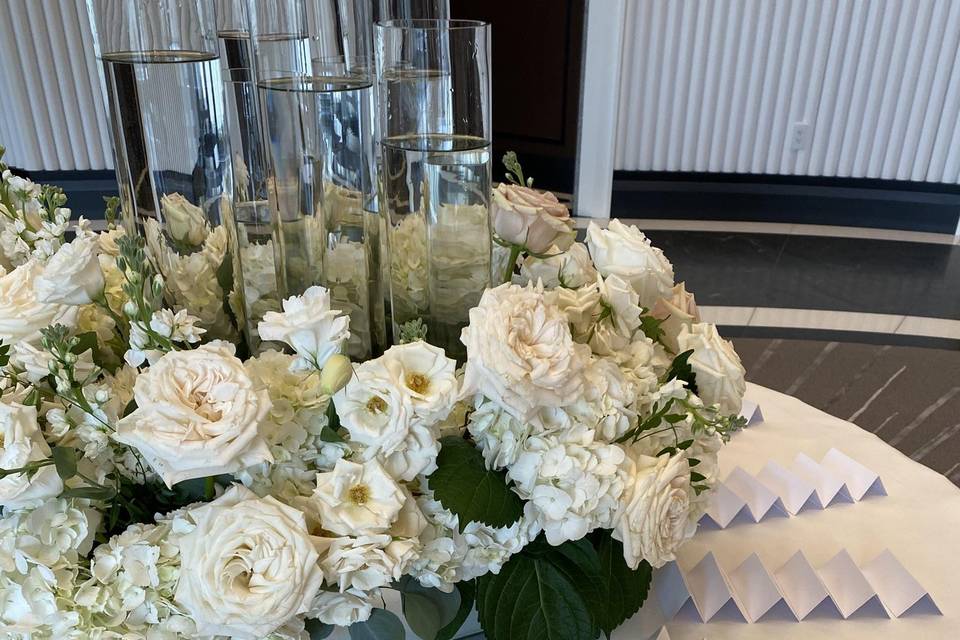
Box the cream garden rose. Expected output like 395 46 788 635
519 241 597 289
161 193 208 246
174 485 324 639
461 282 588 423
676 322 747 415
114 341 273 487
0 402 63 510
0 262 77 344
491 183 574 253
651 282 701 353
586 220 674 308
311 458 407 536
258 285 350 372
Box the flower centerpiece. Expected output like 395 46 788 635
0 147 747 640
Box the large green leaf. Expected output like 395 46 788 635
305 618 334 639
428 436 523 531
592 532 653 636
398 576 461 640
347 608 405 640
476 539 600 640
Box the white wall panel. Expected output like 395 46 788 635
615 0 960 184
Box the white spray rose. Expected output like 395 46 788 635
114 341 273 488
174 485 324 639
334 359 411 453
258 285 350 371
34 233 104 305
379 341 459 422
491 183 574 253
161 193 208 246
309 588 375 626
461 282 589 423
317 535 417 591
311 458 407 536
586 220 674 308
651 282 701 353
0 403 63 510
614 452 696 569
543 281 602 339
0 262 77 344
675 323 746 415
518 242 597 289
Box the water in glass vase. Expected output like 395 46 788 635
258 75 384 359
101 50 240 341
380 134 492 361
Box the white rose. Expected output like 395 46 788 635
651 282 701 353
97 227 125 257
366 421 441 481
586 220 674 308
34 233 104 305
614 452 695 569
379 342 459 422
461 282 588 423
161 193 208 246
175 485 324 639
491 183 574 253
543 281 601 339
309 588 375 626
317 535 417 591
675 323 746 415
258 285 350 371
114 341 273 488
334 359 412 453
0 262 77 344
518 242 597 289
311 458 406 536
0 403 63 510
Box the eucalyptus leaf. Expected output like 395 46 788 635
305 618 334 639
436 580 475 640
398 576 461 640
428 436 523 532
347 608 405 640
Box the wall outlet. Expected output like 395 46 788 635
790 122 810 152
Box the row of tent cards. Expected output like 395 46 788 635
703 449 886 528
654 549 940 623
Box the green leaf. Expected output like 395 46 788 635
436 580 475 640
51 446 78 481
71 331 99 356
428 436 523 531
60 486 116 501
305 618 335 639
476 542 597 640
592 531 653 636
398 576 461 640
639 315 665 343
664 349 698 394
690 471 706 483
348 608 405 640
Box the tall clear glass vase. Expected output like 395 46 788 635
375 19 492 361
87 0 244 344
248 0 386 360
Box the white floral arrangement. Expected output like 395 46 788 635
0 149 747 640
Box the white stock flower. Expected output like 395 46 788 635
10 341 95 385
651 282 702 353
317 535 417 591
311 458 406 536
258 285 350 371
175 485 324 639
586 220 674 308
0 403 63 510
675 323 746 415
0 262 77 344
518 242 597 289
148 308 205 345
34 233 104 305
114 341 273 488
491 183 574 253
161 193 208 246
379 341 459 422
614 452 696 569
309 588 375 626
461 283 588 423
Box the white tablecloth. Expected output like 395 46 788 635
622 382 960 640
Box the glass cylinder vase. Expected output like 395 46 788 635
248 0 386 360
86 0 245 343
375 19 492 361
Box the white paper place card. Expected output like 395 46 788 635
862 550 941 617
816 550 887 619
701 482 749 528
654 561 693 621
739 399 764 426
773 551 837 620
726 553 788 622
649 627 671 640
685 552 746 622
820 449 886 500
756 461 818 515
791 453 853 507
724 467 788 522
